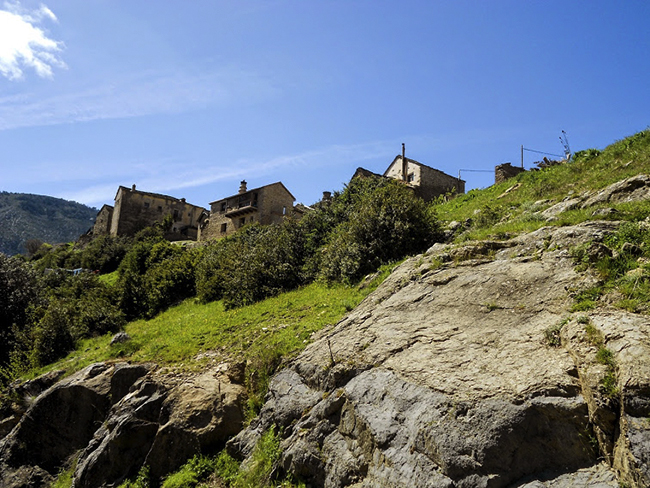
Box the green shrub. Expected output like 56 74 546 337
162 455 219 488
118 239 199 319
118 465 150 488
80 235 131 273
0 254 42 366
318 179 440 283
233 425 281 488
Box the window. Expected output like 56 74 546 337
158 206 163 212
239 217 246 227
220 223 227 233
173 209 179 221
144 202 150 208
407 173 415 183
282 206 287 215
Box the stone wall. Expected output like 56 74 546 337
199 182 295 241
384 156 465 202
110 186 205 239
495 163 526 184
92 205 113 236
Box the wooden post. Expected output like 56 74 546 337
521 145 524 168
402 143 407 181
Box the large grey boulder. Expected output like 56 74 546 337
73 365 246 487
0 362 149 488
0 360 246 488
230 222 647 487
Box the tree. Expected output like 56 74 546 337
0 254 41 365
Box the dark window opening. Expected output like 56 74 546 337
158 206 163 212
407 173 415 183
220 202 227 212
144 202 150 208
220 223 227 233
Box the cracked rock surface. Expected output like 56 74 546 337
230 222 649 487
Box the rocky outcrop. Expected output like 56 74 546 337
229 221 650 487
0 361 246 488
2 217 649 487
539 174 650 220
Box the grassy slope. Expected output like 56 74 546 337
437 129 650 240
43 129 650 378
45 270 394 379
47 129 650 487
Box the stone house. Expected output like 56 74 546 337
94 185 206 240
354 154 465 203
199 181 296 241
93 204 114 235
495 163 526 184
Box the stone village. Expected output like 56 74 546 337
92 151 523 242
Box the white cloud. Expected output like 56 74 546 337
58 140 396 207
0 1 65 80
0 67 276 130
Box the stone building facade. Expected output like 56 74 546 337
199 181 296 241
495 163 526 184
99 185 206 240
92 204 114 236
384 156 465 201
354 156 465 203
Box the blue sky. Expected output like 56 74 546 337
1 1 648 210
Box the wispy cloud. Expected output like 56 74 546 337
0 1 66 80
59 140 396 206
0 66 277 130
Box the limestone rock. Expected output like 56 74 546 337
0 362 148 488
541 197 583 220
582 174 650 208
146 370 246 479
110 331 131 345
73 363 246 487
534 175 650 221
231 222 644 487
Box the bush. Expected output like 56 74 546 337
118 239 199 319
0 254 42 366
196 221 307 309
11 272 125 367
318 179 440 283
80 235 131 273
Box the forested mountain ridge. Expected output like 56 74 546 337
0 192 97 256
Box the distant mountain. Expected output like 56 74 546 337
0 192 98 256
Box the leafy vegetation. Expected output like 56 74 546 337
581 317 620 399
160 427 305 488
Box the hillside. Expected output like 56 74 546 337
0 192 97 256
1 129 650 487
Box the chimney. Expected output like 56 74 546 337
131 184 136 191
401 143 407 182
239 180 247 194
322 191 332 202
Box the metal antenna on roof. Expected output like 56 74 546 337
559 130 572 160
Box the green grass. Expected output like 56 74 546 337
544 318 569 347
98 270 119 287
36 280 377 402
160 429 306 488
434 129 650 241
